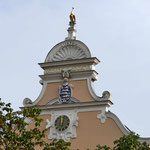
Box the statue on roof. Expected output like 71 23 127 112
69 7 76 27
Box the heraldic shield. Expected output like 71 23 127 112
59 85 72 103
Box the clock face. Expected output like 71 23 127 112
55 115 70 131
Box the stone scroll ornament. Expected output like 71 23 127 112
59 69 73 104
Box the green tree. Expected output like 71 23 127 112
0 99 71 150
95 132 149 150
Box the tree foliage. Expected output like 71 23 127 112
0 99 149 150
0 98 47 149
95 132 149 150
0 99 71 150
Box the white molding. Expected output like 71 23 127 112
87 78 112 101
23 81 47 106
39 57 100 69
45 110 78 142
45 40 91 62
106 111 150 144
39 70 98 82
97 107 109 123
106 112 130 135
34 101 112 120
46 98 60 105
35 101 112 110
39 76 88 83
87 78 100 101
46 97 80 105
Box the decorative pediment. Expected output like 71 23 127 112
46 97 80 105
45 40 91 62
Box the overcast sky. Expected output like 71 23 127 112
0 0 150 137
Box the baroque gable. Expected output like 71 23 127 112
21 8 150 148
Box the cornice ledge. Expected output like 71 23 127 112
21 100 113 110
39 70 98 81
39 57 100 69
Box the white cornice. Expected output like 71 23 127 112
21 100 112 124
21 100 112 110
39 57 100 69
39 70 98 82
106 111 150 144
106 111 130 135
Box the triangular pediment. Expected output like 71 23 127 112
46 97 80 105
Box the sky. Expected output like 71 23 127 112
0 0 150 137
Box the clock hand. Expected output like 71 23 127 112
61 115 63 127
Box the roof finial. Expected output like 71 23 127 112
65 7 77 40
69 7 76 27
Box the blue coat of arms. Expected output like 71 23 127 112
59 85 72 103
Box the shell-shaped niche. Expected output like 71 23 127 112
45 40 91 62
52 45 86 61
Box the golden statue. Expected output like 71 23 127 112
69 7 76 27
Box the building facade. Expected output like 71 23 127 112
22 10 150 150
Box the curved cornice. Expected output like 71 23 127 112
87 78 112 101
106 111 130 135
23 81 47 107
106 111 150 144
45 40 91 62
